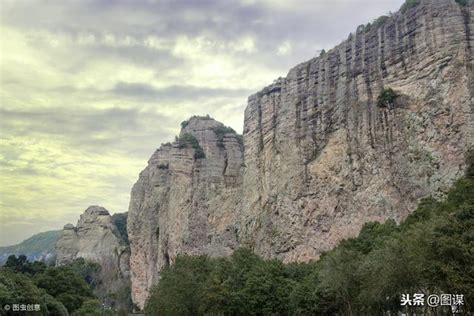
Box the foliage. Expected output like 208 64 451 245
4 254 47 275
455 0 470 6
180 120 189 129
72 299 116 316
177 133 205 159
145 255 213 315
145 155 474 314
372 15 390 28
0 268 68 315
1 256 128 314
67 258 101 289
111 212 129 244
212 125 237 148
34 265 95 312
377 87 399 108
42 293 70 315
400 0 420 13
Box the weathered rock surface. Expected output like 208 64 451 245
239 0 474 263
56 206 130 307
128 0 474 308
128 117 243 307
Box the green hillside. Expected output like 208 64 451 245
0 230 61 265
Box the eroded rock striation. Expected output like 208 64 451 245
239 0 474 263
128 117 244 306
56 206 130 306
128 0 474 308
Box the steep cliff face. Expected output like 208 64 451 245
56 206 130 306
128 0 473 308
127 117 244 307
240 0 473 262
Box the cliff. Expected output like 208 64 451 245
55 206 131 307
128 0 474 308
239 0 473 262
127 117 244 306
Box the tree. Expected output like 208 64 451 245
145 255 212 315
34 266 95 313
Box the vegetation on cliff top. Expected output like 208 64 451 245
145 154 474 315
400 0 420 13
176 133 205 159
212 125 241 148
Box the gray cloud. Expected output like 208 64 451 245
0 107 172 158
0 0 406 246
3 0 404 72
112 82 254 100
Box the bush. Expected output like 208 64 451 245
177 133 205 159
400 0 420 13
455 0 470 6
72 299 115 316
34 266 95 312
372 15 389 28
377 87 398 108
67 258 101 289
0 268 47 305
212 125 237 148
180 120 189 129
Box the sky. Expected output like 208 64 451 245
0 0 404 246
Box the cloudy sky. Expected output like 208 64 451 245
0 0 404 246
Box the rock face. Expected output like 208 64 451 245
128 117 243 307
239 0 473 262
56 206 130 307
128 0 473 308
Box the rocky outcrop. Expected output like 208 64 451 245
56 206 130 307
127 117 244 307
128 0 473 308
239 0 474 262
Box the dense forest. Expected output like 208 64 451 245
0 256 128 315
145 153 474 315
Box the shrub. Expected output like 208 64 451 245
372 15 390 28
34 266 95 312
455 0 470 6
177 133 205 159
212 125 237 148
377 88 398 108
180 120 189 129
400 0 420 13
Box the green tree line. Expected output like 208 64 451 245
0 256 125 315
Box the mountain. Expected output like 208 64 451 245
0 230 61 265
127 0 473 308
43 0 474 309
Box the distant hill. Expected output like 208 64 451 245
0 230 61 265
